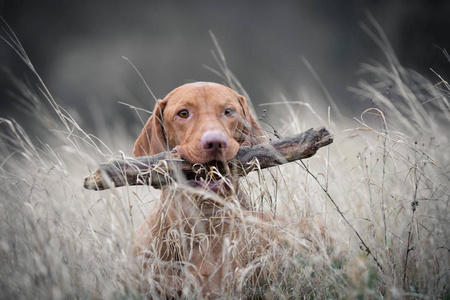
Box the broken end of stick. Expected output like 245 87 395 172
316 127 333 147
83 169 110 191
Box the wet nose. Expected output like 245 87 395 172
201 131 228 153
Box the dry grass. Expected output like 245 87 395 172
1 22 449 299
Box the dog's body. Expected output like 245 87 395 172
133 82 270 297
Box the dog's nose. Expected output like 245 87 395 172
201 131 228 153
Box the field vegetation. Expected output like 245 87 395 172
1 21 449 298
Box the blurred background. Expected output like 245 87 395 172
1 0 449 149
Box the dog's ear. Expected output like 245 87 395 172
133 99 168 157
238 96 267 146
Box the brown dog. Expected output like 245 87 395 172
133 82 270 297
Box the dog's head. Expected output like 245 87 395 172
133 82 265 164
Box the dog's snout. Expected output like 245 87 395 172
201 131 228 153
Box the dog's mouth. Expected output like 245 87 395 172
187 178 233 194
171 147 236 193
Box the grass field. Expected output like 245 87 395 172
1 22 449 299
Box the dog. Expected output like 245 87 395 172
132 82 274 297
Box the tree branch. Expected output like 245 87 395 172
83 127 333 191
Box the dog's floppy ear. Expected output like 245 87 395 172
133 99 168 157
238 95 267 146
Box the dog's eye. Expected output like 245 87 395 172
177 109 189 119
224 108 235 116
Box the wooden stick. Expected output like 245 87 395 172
83 127 333 191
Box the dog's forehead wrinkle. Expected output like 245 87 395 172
168 81 238 100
